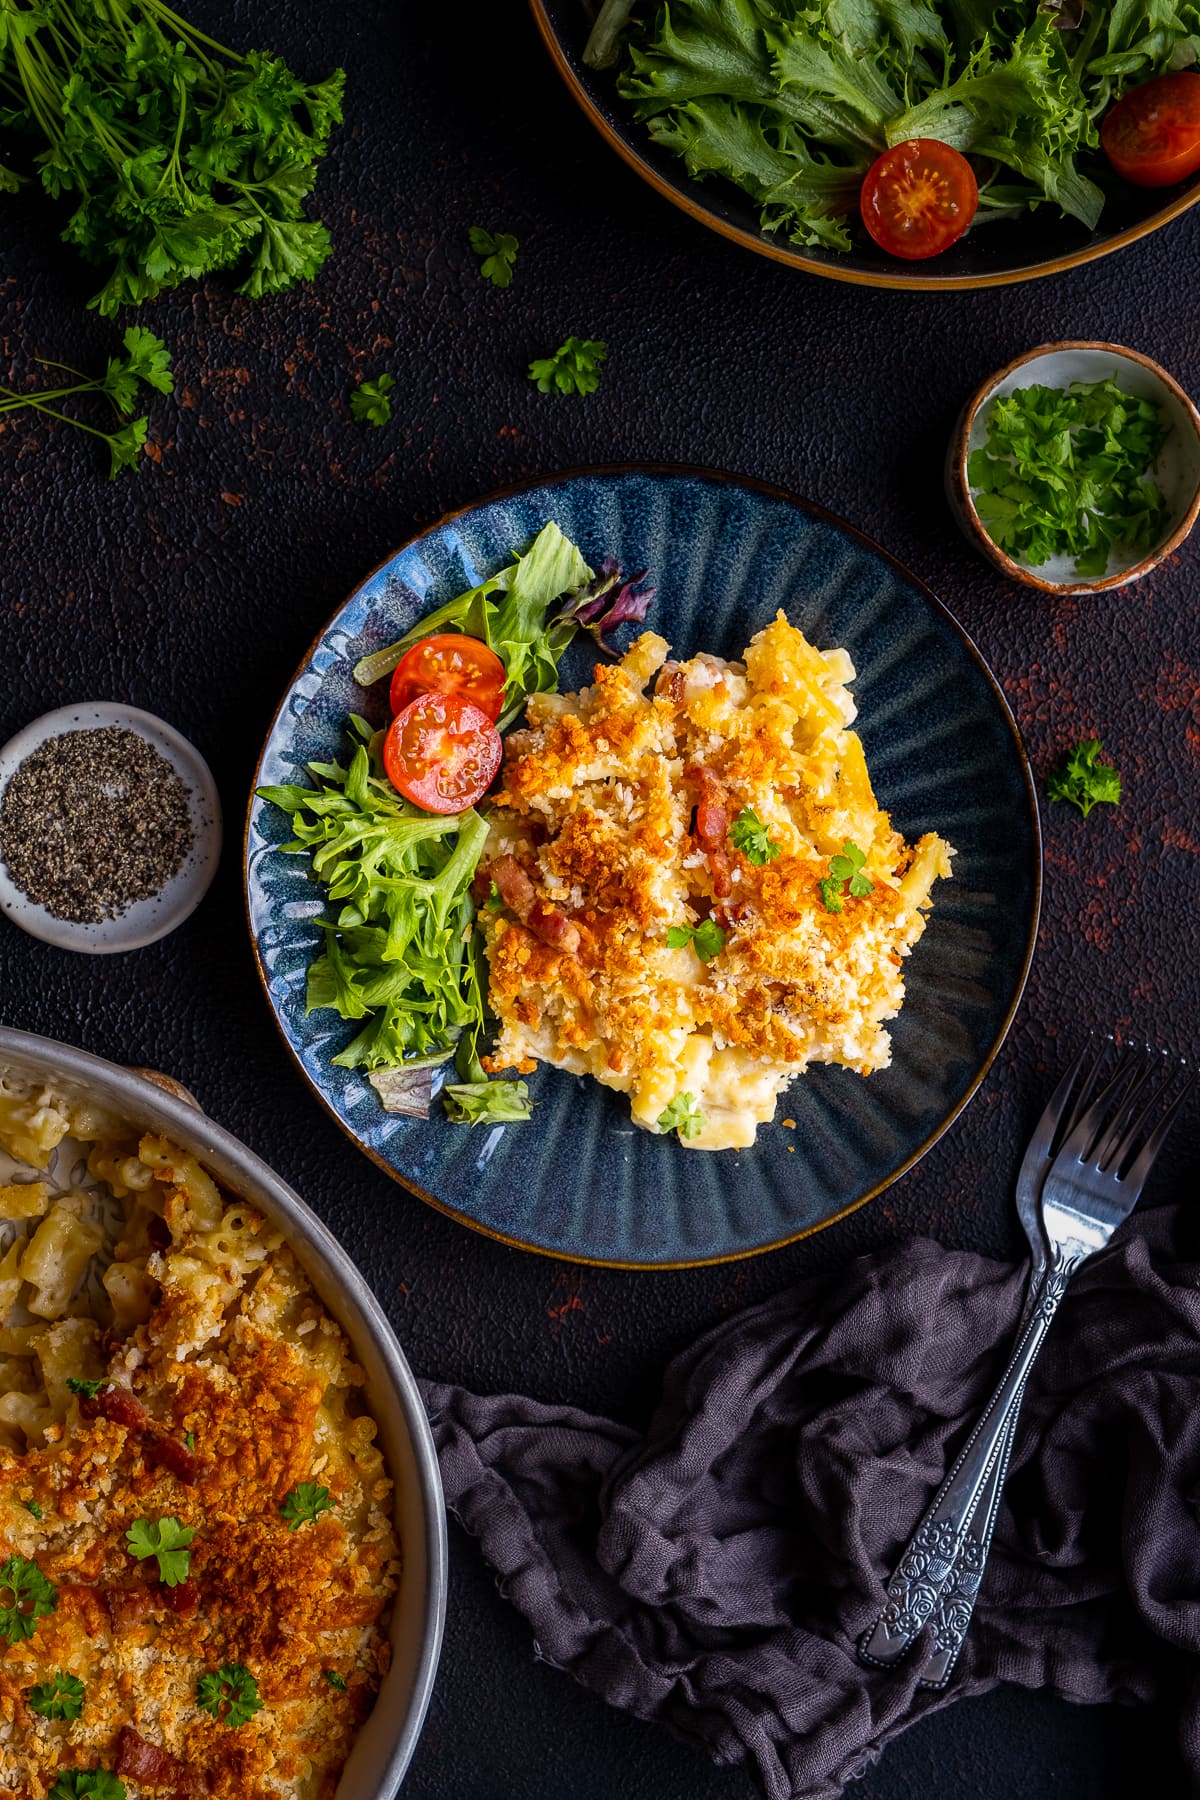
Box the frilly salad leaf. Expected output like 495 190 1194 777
612 0 1200 251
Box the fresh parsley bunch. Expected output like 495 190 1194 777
1046 737 1122 817
0 0 344 313
528 337 607 397
969 378 1169 579
0 1553 57 1644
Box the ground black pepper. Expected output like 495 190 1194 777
0 727 194 923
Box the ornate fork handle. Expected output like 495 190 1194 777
859 1249 1080 1670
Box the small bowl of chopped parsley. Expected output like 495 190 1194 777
948 342 1200 595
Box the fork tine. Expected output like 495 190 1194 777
1040 1038 1110 1159
1120 1071 1195 1196
1093 1057 1160 1170
1060 1052 1146 1164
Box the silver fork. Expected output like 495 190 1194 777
914 1041 1112 1687
860 1046 1193 1677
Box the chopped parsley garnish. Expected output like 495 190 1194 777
184 1431 196 1453
48 1772 124 1800
441 1081 534 1126
28 1671 86 1720
666 918 726 963
66 1378 108 1399
819 841 873 914
349 374 394 428
196 1663 263 1729
125 1517 194 1587
279 1484 333 1530
1046 737 1122 818
484 881 503 911
730 807 780 867
528 337 607 398
657 1093 704 1140
25 1500 42 1520
323 1669 348 1692
968 378 1169 580
0 1554 57 1643
468 226 519 289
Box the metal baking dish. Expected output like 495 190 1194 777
0 1025 445 1798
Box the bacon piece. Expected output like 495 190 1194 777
116 1727 195 1788
161 1580 199 1617
686 765 734 897
489 853 537 918
81 1386 197 1484
81 1387 146 1431
655 663 686 703
146 1433 199 1484
526 901 580 954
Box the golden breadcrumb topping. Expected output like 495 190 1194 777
479 614 953 1149
0 1092 399 1800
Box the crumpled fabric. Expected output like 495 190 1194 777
420 1207 1200 1798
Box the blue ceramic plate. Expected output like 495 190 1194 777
246 469 1040 1267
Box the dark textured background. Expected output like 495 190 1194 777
2 2 1198 1794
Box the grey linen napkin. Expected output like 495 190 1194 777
420 1209 1200 1799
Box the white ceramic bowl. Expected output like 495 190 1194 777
947 341 1200 596
0 703 221 953
0 1027 446 1797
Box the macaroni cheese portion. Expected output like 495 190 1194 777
480 614 954 1149
0 1073 399 1799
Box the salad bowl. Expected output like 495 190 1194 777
245 466 1041 1268
530 0 1200 291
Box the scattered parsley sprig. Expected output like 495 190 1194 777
196 1663 262 1728
468 226 519 289
0 1554 57 1644
0 328 173 479
730 807 780 867
125 1517 194 1586
819 841 873 914
968 378 1169 580
528 337 607 398
666 918 726 963
28 1672 86 1721
657 1093 704 1140
280 1483 333 1530
323 1669 348 1692
1046 737 1122 818
350 374 394 428
66 1377 109 1400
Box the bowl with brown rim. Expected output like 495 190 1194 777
946 341 1200 596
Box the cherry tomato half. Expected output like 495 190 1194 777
382 691 502 814
389 633 506 721
1101 71 1200 188
860 139 978 260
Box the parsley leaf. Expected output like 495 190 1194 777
656 1093 704 1140
528 337 607 398
819 841 873 913
666 918 726 963
323 1669 348 1692
47 1771 124 1800
25 1500 42 1520
125 1517 194 1587
28 1671 85 1721
196 1663 263 1729
468 226 519 289
66 1378 108 1399
0 328 171 479
280 1484 333 1530
730 807 780 867
184 1431 196 1452
1046 737 1122 818
441 1081 534 1126
968 379 1169 579
350 374 394 428
0 1554 57 1643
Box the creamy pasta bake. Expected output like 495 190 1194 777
0 1073 399 1800
479 613 954 1150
